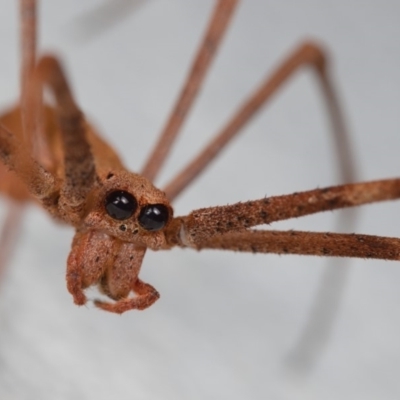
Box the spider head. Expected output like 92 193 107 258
82 169 173 249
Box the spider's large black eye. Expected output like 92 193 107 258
105 190 137 220
138 204 169 231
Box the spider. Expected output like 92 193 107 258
0 0 399 314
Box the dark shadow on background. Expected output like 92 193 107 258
67 0 149 42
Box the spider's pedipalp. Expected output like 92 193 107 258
94 280 160 314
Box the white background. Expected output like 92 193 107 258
0 1 400 399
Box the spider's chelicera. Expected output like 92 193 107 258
138 204 170 231
105 190 137 220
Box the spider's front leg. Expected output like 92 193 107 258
67 229 159 314
165 179 400 261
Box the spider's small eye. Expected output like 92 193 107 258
138 204 169 231
105 191 137 220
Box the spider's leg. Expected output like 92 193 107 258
164 42 356 201
0 123 57 202
165 179 400 248
0 1 36 288
192 229 400 262
0 55 98 222
0 201 25 287
141 0 238 182
0 2 56 204
20 0 37 125
28 56 97 222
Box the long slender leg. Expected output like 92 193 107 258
0 55 98 223
0 0 38 289
165 177 400 260
0 201 25 286
193 229 400 261
20 0 56 170
165 179 400 248
164 42 355 201
140 0 238 182
28 56 97 222
20 0 36 130
0 123 56 200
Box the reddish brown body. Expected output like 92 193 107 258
0 100 172 313
1 0 400 314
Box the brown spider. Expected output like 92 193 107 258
0 0 400 314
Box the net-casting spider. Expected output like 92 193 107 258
0 0 399 314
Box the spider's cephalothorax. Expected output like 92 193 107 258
66 169 173 314
82 170 173 249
